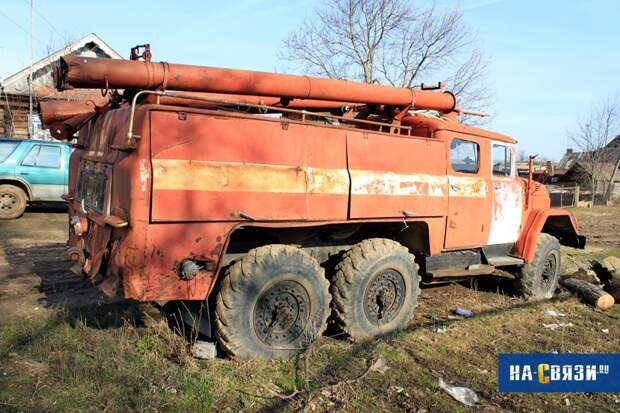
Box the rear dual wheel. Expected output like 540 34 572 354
214 245 331 360
213 239 419 359
330 238 420 341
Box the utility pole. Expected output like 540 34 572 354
28 0 35 136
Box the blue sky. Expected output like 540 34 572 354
0 0 618 160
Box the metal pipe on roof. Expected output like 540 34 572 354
53 55 457 112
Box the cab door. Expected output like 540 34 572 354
443 135 491 249
488 142 523 245
17 143 66 201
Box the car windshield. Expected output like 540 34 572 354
0 141 19 162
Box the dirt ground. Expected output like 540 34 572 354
0 206 619 412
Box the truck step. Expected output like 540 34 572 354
486 256 524 267
429 264 495 278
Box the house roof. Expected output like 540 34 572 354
566 160 620 182
559 135 620 169
0 33 122 97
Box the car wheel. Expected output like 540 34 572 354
0 185 27 219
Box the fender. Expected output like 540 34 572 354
0 176 33 199
515 209 586 263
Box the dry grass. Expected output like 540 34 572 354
1 287 619 412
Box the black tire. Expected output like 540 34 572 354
330 238 419 341
214 245 331 359
514 233 561 299
0 184 27 220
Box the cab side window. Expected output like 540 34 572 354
492 144 512 176
450 138 479 173
21 145 61 168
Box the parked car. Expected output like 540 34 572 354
0 138 71 219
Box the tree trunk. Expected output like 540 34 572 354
604 157 620 203
559 277 615 310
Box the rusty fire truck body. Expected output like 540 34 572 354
40 46 585 359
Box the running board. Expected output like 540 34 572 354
486 256 524 267
428 264 495 278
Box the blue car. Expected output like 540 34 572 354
0 138 71 219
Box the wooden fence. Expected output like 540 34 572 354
546 184 611 207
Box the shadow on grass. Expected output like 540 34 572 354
255 293 576 412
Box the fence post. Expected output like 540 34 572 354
574 185 579 206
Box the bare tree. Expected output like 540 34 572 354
569 95 620 204
41 31 77 62
280 0 491 113
517 150 528 163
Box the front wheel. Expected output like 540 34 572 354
514 233 561 299
214 245 331 359
0 185 27 219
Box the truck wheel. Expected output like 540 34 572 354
0 185 27 219
330 238 419 341
514 233 561 299
214 245 331 359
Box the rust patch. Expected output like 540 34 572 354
209 243 224 258
98 273 119 299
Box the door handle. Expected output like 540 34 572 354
19 172 29 175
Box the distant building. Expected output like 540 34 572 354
558 136 620 169
557 136 620 200
0 33 122 139
515 160 567 184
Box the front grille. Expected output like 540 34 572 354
77 170 107 212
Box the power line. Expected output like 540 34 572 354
23 0 62 38
0 9 45 46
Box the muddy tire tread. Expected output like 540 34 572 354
330 238 419 341
515 233 561 299
214 244 330 359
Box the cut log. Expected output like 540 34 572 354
601 256 620 277
570 268 600 284
601 256 620 290
559 277 615 310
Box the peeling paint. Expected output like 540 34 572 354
152 159 349 194
448 175 488 198
350 170 447 197
489 177 524 244
139 159 150 192
152 159 487 198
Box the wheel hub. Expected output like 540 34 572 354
254 280 310 346
0 193 17 210
541 253 557 287
363 268 406 325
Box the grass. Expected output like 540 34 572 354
1 292 619 412
564 246 620 266
1 205 619 412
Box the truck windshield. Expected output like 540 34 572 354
0 141 19 162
